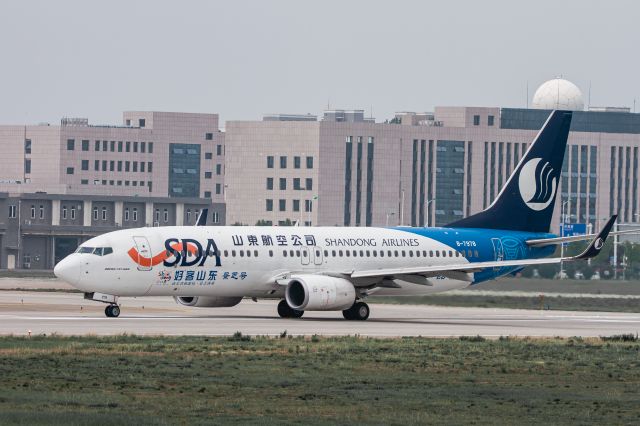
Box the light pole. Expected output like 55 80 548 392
559 200 569 279
424 199 435 227
386 212 395 227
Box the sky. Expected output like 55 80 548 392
0 0 638 126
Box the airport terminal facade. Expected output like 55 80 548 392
225 106 640 233
2 78 640 269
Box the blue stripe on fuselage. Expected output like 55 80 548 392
392 227 556 284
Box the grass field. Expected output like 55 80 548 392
370 294 640 312
1 335 639 425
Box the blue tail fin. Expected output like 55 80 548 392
448 110 573 233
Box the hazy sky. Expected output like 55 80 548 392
1 0 638 126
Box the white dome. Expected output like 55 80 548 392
532 78 584 111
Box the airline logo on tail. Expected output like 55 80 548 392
518 157 557 211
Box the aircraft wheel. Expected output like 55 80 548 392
343 302 369 321
105 305 120 318
277 300 304 318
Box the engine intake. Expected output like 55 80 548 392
174 296 242 308
285 275 356 311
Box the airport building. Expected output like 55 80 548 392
225 79 640 235
0 112 226 269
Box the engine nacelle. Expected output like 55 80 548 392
285 275 356 311
174 296 242 308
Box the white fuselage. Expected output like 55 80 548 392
54 226 479 299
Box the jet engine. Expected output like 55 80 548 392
285 275 356 311
174 296 242 308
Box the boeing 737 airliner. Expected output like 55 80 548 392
54 110 620 320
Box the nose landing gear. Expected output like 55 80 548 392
105 304 120 318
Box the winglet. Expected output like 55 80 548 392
569 215 617 260
195 208 208 226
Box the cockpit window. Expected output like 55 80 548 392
75 246 113 256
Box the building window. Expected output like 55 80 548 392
305 178 313 190
266 199 273 211
110 161 115 171
306 156 314 169
280 156 287 168
488 115 495 126
81 140 89 151
216 183 221 194
133 162 138 172
205 172 212 179
204 191 211 198
267 156 274 168
293 199 300 212
305 199 313 212
81 179 88 185
30 205 35 219
205 152 213 159
8 205 16 218
94 160 99 171
71 207 76 219
148 162 153 172
126 141 131 152
118 141 123 152
102 140 108 151
205 133 213 140
66 167 74 175
25 139 31 154
279 178 286 190
212 211 220 224
62 206 67 220
294 156 301 169
279 199 286 211
125 161 130 172
102 160 107 171
117 161 122 172
124 208 129 221
102 207 107 221
186 209 191 222
81 160 89 171
141 142 146 153
132 208 138 221
216 164 222 175
25 159 31 174
66 139 75 150
93 207 98 220
139 119 145 127
148 142 153 153
164 209 169 222
266 178 273 190
216 144 222 155
141 162 145 172
110 141 115 151
94 140 100 151
133 142 138 152
473 115 480 126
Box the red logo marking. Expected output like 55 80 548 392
128 242 198 267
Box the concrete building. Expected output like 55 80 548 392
0 111 225 201
0 111 226 269
225 80 640 234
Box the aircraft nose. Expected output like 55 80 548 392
54 256 81 287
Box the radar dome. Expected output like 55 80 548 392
532 78 584 111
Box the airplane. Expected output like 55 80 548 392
54 110 621 320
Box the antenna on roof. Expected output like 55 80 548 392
588 81 592 110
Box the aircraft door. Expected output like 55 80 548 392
300 246 310 265
132 236 153 271
491 238 504 272
313 246 323 265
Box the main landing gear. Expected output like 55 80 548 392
105 304 120 318
342 302 370 321
277 300 304 319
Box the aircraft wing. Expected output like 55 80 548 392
350 215 615 282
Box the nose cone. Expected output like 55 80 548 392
54 255 81 287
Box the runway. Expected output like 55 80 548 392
1 290 639 337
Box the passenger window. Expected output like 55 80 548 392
435 251 440 257
416 251 420 258
269 250 273 257
388 250 392 257
240 250 244 257
474 250 479 257
359 250 364 257
298 250 303 257
316 250 321 257
254 250 258 257
283 250 287 257
232 250 236 257
346 251 350 257
290 250 294 257
373 251 377 257
352 250 357 257
441 250 446 257
366 250 370 257
379 251 384 257
401 251 406 257
423 250 427 257
409 251 414 257
394 250 399 257
331 250 336 257
339 250 343 257
429 250 433 257
224 250 228 257
246 250 251 257
449 250 453 257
